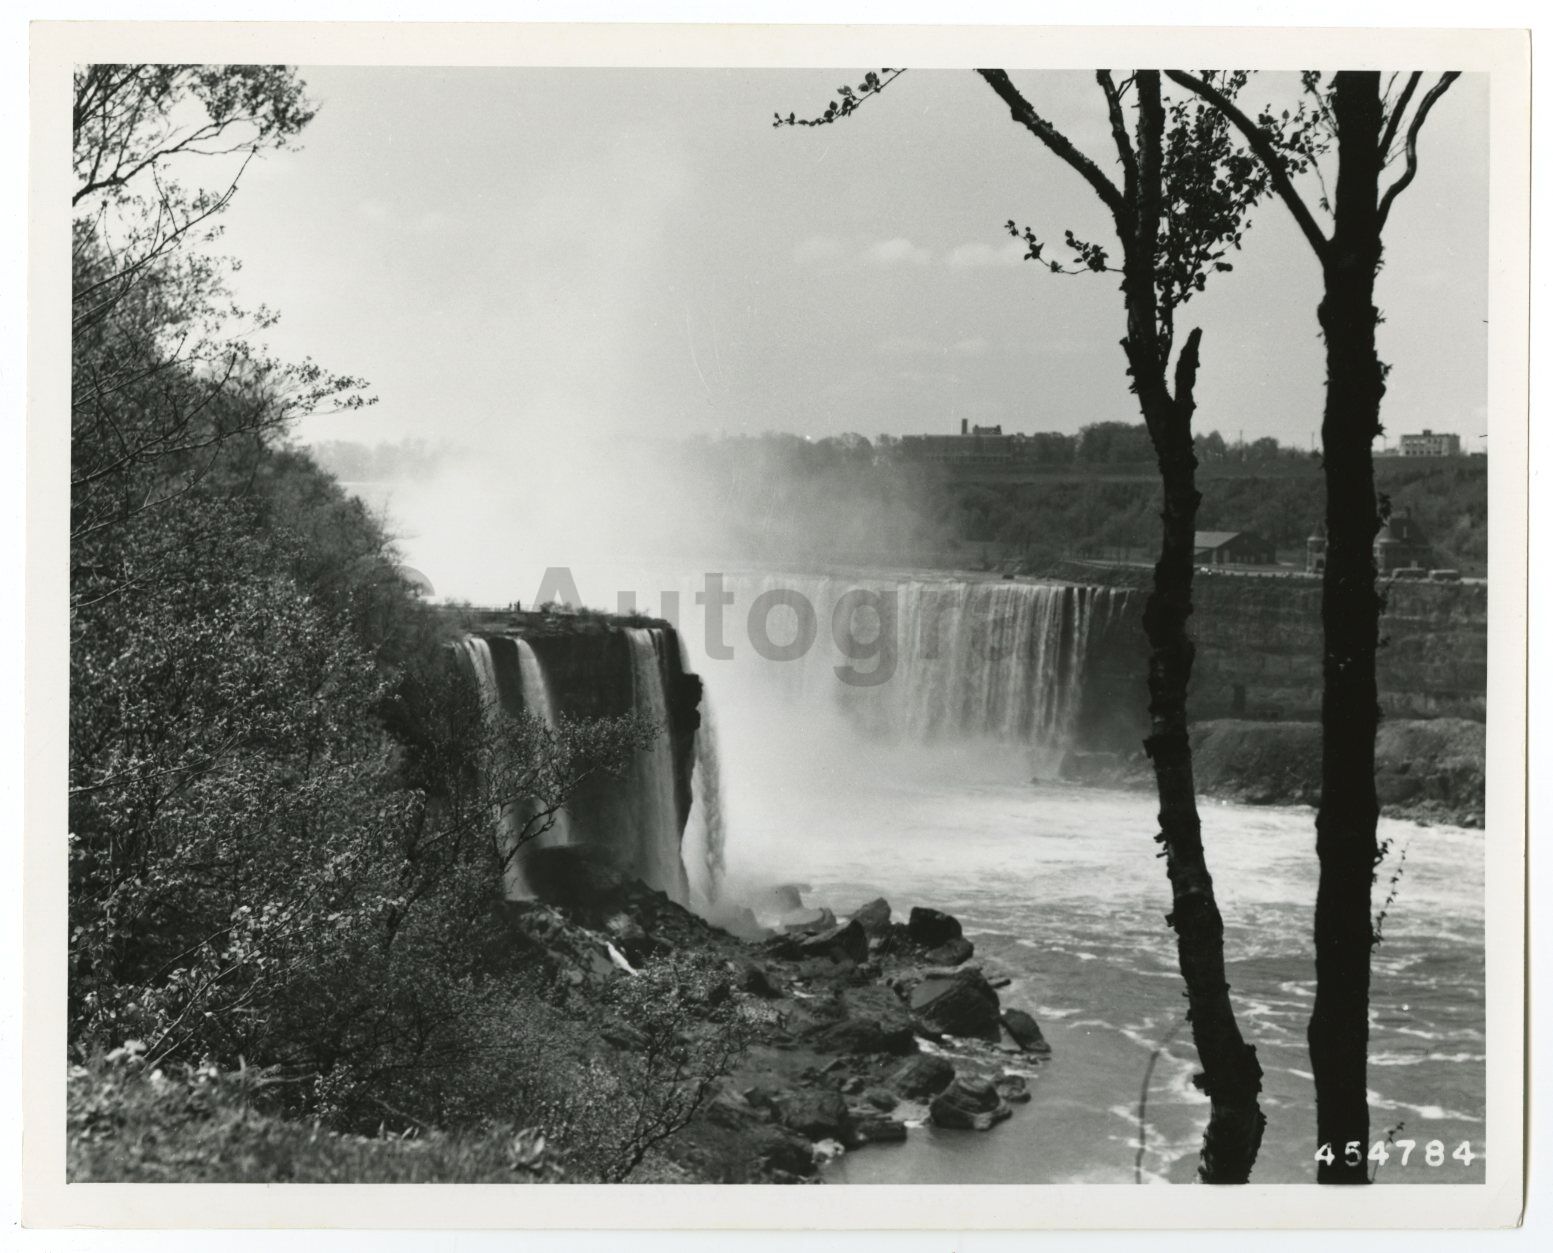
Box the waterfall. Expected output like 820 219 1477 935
513 638 570 852
455 635 575 898
625 627 691 900
456 637 529 897
684 667 728 911
713 574 1120 756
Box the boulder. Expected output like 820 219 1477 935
993 1072 1031 1104
848 1116 907 1147
851 897 893 938
929 1076 1012 1131
745 1124 818 1178
705 1088 769 1130
604 913 653 966
1001 1008 1052 1055
773 1087 850 1141
797 919 869 965
731 958 782 999
907 906 963 948
778 906 835 935
909 968 1002 1042
862 1086 899 1112
889 1053 956 1100
807 987 913 1055
924 937 975 967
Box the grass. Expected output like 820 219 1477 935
67 1050 555 1183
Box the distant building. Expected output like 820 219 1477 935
1306 509 1434 575
1373 508 1433 572
1194 530 1276 566
1306 527 1326 574
900 419 1039 466
1398 429 1462 457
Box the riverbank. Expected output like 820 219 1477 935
503 848 1051 1181
68 848 1053 1184
1060 716 1486 828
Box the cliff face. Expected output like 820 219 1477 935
473 615 702 902
1075 576 1487 750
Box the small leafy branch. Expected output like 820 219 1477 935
1371 838 1409 947
772 69 906 128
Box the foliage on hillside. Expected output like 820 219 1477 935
68 63 744 1183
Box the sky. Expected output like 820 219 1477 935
216 67 1490 456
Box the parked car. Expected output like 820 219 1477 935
1392 566 1429 580
1429 568 1462 583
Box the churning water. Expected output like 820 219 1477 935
732 770 1485 1186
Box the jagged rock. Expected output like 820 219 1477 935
848 1116 907 1146
604 913 652 965
994 1072 1031 1104
908 906 963 948
863 1086 899 1112
748 1124 819 1178
851 897 892 938
731 957 781 998
1001 1008 1052 1055
797 919 868 965
889 1054 955 1099
773 1087 850 1141
841 1075 866 1095
924 937 974 967
778 906 835 935
706 1088 769 1130
811 983 916 1058
929 1077 1012 1131
910 968 1001 1042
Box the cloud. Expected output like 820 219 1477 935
863 237 933 267
945 239 1025 269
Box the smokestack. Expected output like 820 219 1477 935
960 418 968 435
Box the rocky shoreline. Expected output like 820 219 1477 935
1060 716 1486 829
502 848 1051 1182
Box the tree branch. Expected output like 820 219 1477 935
977 69 1129 225
1378 72 1422 161
1376 72 1460 232
1164 69 1331 262
1096 70 1139 205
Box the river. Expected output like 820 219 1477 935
718 745 1485 1185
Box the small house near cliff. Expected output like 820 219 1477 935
1193 530 1276 567
1305 509 1434 574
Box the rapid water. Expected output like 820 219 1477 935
727 765 1485 1186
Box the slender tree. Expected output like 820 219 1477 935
1165 68 1459 1183
779 69 1270 1180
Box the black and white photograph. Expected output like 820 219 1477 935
19 17 1532 1232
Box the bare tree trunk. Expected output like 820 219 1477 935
1134 329 1267 1183
1308 70 1386 1184
1123 73 1265 1183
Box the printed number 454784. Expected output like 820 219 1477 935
1315 1140 1478 1168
